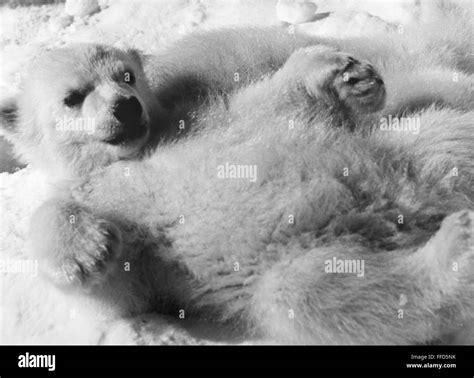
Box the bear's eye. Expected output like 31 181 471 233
123 71 136 85
64 91 85 108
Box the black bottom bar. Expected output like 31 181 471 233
1 346 473 377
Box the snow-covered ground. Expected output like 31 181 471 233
2 0 470 97
0 0 472 344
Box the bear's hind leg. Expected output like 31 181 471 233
249 210 474 344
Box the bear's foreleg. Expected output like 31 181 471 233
230 46 386 132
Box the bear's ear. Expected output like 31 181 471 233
127 48 157 72
0 97 19 139
126 48 145 70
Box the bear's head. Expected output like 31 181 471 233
0 44 160 178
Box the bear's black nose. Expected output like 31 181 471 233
113 96 142 125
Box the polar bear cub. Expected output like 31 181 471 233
1 22 473 344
